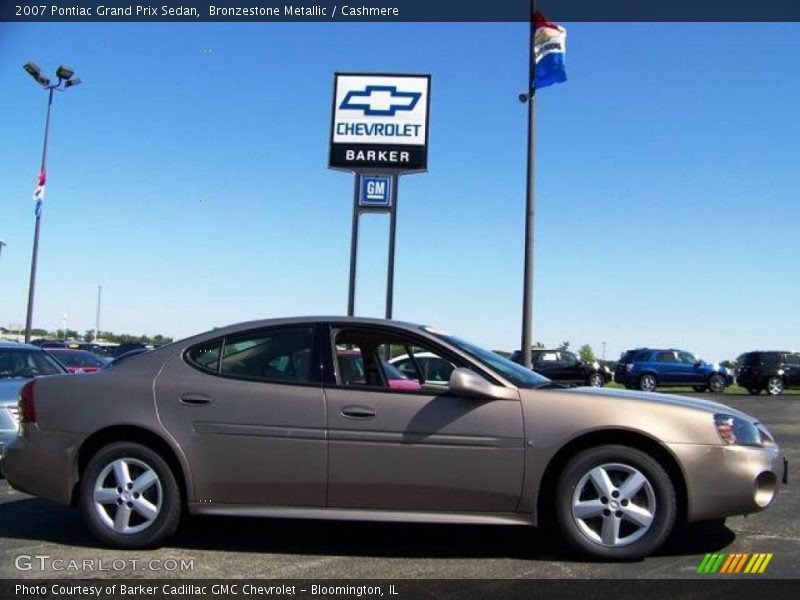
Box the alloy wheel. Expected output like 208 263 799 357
767 377 784 396
709 375 725 393
589 373 604 388
93 457 163 534
571 463 657 547
639 375 657 392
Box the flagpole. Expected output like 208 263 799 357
520 1 537 369
24 86 54 343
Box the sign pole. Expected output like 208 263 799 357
385 175 399 321
521 2 537 369
347 173 361 316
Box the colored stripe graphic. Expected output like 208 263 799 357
697 552 772 574
734 553 750 573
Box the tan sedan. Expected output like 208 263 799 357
2 317 785 560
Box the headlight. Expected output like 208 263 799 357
714 414 763 447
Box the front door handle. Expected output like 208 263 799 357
341 405 376 419
180 393 212 406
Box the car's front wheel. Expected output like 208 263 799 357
588 372 605 388
555 445 676 560
767 377 785 396
638 374 657 392
708 374 726 394
80 442 181 549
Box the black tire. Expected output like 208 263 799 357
555 445 677 560
708 374 726 394
747 388 761 396
587 372 606 388
638 373 657 392
79 441 181 549
693 386 708 393
766 377 784 396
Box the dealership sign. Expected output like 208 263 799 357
329 73 430 172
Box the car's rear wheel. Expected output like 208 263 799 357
708 374 726 394
767 377 785 396
638 374 657 392
588 372 605 388
555 445 676 560
80 442 181 549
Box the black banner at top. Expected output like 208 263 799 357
4 0 800 22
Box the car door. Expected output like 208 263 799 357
677 351 705 384
654 351 682 383
323 325 524 512
783 353 800 387
154 325 327 506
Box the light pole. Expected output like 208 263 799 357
22 62 81 343
0 240 6 259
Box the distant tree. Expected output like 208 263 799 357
720 360 737 369
579 344 596 363
31 328 48 337
558 340 570 351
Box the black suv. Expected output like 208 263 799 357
510 348 612 387
736 351 800 396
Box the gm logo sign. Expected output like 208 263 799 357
359 176 393 208
340 86 422 117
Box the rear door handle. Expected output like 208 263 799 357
180 394 212 406
341 405 376 419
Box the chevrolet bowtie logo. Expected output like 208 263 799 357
339 85 421 116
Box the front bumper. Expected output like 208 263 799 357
3 424 83 505
668 442 784 522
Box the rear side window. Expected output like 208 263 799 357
187 340 222 373
221 327 315 383
656 351 678 363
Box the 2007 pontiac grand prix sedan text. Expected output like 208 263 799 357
2 317 785 560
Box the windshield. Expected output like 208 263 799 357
432 333 550 389
0 349 66 379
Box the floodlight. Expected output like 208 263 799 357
23 62 42 79
56 65 74 80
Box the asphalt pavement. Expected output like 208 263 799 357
0 392 796 579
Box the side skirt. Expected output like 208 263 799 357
189 503 535 526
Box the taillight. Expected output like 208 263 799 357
18 380 36 423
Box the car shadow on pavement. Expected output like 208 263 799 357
0 496 734 562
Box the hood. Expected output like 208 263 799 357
0 379 26 406
561 386 753 420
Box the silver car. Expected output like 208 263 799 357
3 318 785 560
0 341 67 476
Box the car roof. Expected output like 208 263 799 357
209 316 426 337
0 341 41 350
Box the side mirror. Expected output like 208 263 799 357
448 368 518 401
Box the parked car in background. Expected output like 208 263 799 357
614 348 733 393
45 348 109 374
389 351 455 386
107 343 149 358
106 347 150 367
3 317 784 560
0 341 68 476
509 348 612 388
337 348 421 391
736 351 800 396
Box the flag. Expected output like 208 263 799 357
33 169 45 216
532 11 567 91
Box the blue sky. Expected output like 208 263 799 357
1 22 798 361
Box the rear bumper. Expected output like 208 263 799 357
3 424 83 505
668 442 784 522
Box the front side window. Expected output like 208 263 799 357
187 340 222 373
333 329 455 392
784 353 800 367
677 351 697 365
